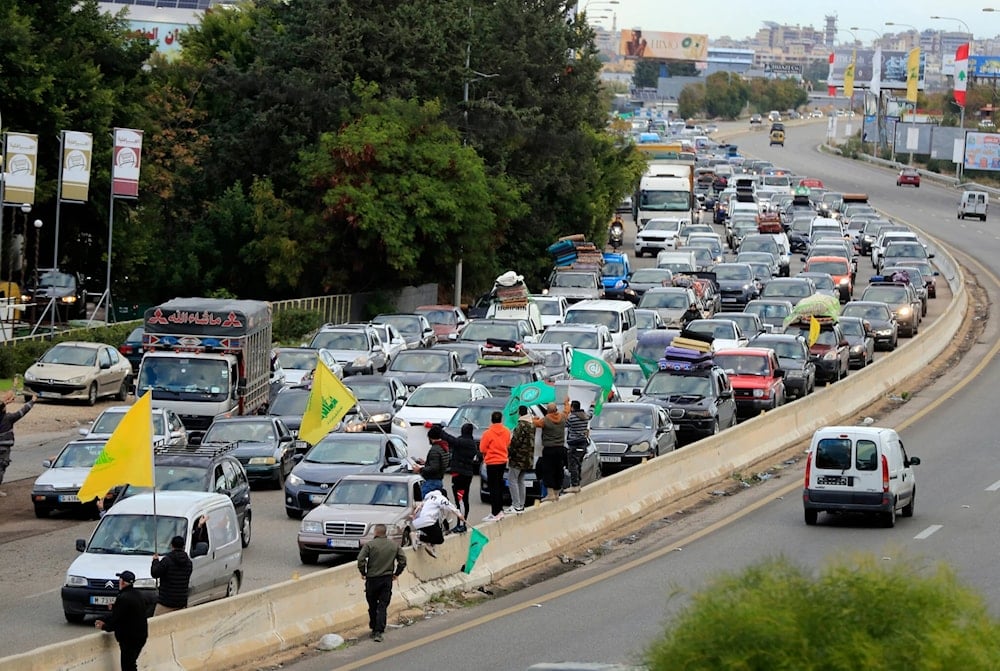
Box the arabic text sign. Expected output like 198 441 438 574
60 131 93 202
3 133 39 205
112 128 143 198
619 30 707 61
963 132 1000 171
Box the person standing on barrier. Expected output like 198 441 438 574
479 411 510 521
151 535 193 615
95 570 149 671
441 422 477 533
0 391 35 497
357 523 407 643
533 399 570 502
506 405 535 513
413 424 451 499
564 400 593 493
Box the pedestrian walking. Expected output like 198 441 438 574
150 535 194 615
357 524 406 643
410 489 466 557
95 570 149 671
0 391 35 497
564 400 593 493
506 406 535 513
441 422 478 533
533 399 570 502
413 424 451 498
479 411 510 521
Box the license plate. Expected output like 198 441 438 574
327 538 359 549
818 475 850 486
39 391 59 398
58 495 80 503
600 455 622 463
90 595 116 605
309 494 326 504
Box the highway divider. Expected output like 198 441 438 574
0 246 968 671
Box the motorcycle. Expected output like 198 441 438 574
609 222 624 250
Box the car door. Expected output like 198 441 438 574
96 347 115 396
273 419 293 474
655 407 675 454
220 460 251 531
188 507 217 603
716 371 736 427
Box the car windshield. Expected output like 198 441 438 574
326 480 408 507
447 404 499 430
374 316 421 336
863 287 907 304
136 357 229 401
714 265 752 281
551 272 597 289
127 327 143 342
276 350 318 370
802 274 835 290
39 271 75 289
40 344 96 366
640 190 691 211
87 514 187 555
719 315 757 333
535 300 563 316
602 263 626 278
636 312 659 330
92 411 166 436
270 390 310 415
757 340 805 360
592 407 652 429
307 436 382 465
405 387 473 408
842 304 891 321
389 352 450 373
471 369 533 390
153 465 208 491
631 269 672 284
310 331 368 350
763 282 811 298
808 261 848 276
714 353 769 375
840 320 865 336
614 368 647 389
564 310 620 331
344 379 394 402
739 252 775 265
644 373 711 397
789 327 839 346
539 329 600 349
742 239 777 254
418 309 457 326
460 322 519 342
203 421 275 443
884 243 925 258
53 441 106 468
746 303 790 319
645 220 680 232
687 322 735 339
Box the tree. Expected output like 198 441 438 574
645 555 1000 670
633 60 660 89
703 72 749 119
677 83 705 119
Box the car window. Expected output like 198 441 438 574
855 440 879 471
815 438 851 470
214 465 227 492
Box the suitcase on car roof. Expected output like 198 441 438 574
662 345 714 363
547 239 576 257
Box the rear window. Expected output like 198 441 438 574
815 438 879 471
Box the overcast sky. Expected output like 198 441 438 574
589 1 990 43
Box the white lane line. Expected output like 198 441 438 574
24 587 60 600
914 524 943 540
986 480 1000 491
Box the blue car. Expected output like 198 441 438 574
601 252 638 304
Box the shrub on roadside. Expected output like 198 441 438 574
273 308 324 344
0 322 140 379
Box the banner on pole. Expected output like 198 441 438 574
60 131 94 202
3 133 39 205
111 128 143 199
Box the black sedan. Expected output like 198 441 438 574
201 416 297 488
341 375 410 433
383 348 467 392
117 326 144 374
748 333 817 399
840 301 898 350
839 316 875 368
590 402 676 474
267 386 310 443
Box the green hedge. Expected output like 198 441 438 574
0 322 140 378
272 308 324 344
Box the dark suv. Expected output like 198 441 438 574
22 269 88 320
637 367 737 444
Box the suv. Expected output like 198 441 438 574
21 268 88 320
712 263 760 310
371 313 436 350
713 347 786 417
637 367 737 443
601 252 637 303
201 416 297 488
308 324 388 375
860 282 921 336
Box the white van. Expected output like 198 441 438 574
61 491 244 622
563 299 638 363
486 299 544 333
802 426 920 528
958 190 989 221
656 250 699 274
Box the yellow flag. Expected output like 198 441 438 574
808 316 821 347
77 391 154 502
906 48 920 103
299 360 357 445
844 51 856 98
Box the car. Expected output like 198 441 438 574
803 255 853 302
590 402 676 473
469 362 545 397
881 265 929 316
685 318 749 351
740 234 789 277
20 269 88 320
394 381 492 426
371 313 436 350
743 299 793 335
676 223 715 248
839 316 875 368
634 218 682 257
297 472 425 563
860 283 921 337
796 271 839 302
80 405 187 447
840 301 898 350
545 269 605 304
750 114 763 126
714 311 766 339
712 263 760 310
432 341 483 376
118 326 144 374
522 342 572 381
24 341 133 405
30 438 110 518
637 287 700 329
538 324 618 365
759 277 817 306
414 305 468 343
308 324 388 375
457 318 538 344
266 385 310 441
368 322 408 364
735 251 779 279
896 167 920 187
383 348 468 392
712 347 786 418
530 295 570 330
635 308 665 332
200 416 297 488
902 259 938 299
600 252 637 303
284 433 412 519
271 347 323 387
636 367 737 443
783 320 850 383
613 364 647 401
748 333 816 399
339 375 410 435
879 241 932 275
626 268 674 299
686 236 726 267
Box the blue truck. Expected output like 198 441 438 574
601 252 638 304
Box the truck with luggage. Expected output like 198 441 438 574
135 298 274 443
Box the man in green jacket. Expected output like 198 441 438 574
357 524 407 642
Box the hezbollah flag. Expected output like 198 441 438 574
77 391 154 502
808 316 821 347
503 381 556 428
844 51 856 98
906 47 920 103
299 359 356 445
568 350 615 413
633 352 659 379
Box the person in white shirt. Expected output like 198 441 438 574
410 489 465 558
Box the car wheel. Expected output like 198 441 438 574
33 504 50 519
804 509 818 525
240 511 252 548
882 505 896 528
225 573 240 597
285 507 301 520
710 418 720 435
901 488 915 517
86 382 98 406
116 378 130 402
64 611 85 624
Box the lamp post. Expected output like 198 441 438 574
16 203 30 292
884 22 918 49
32 219 41 291
582 0 619 12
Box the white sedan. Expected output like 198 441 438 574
80 405 188 447
394 382 492 427
685 318 749 352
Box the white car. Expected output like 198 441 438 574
393 382 492 426
685 318 749 351
81 405 188 447
634 218 682 257
30 438 109 518
272 347 322 387
538 324 618 366
369 323 407 365
530 295 569 330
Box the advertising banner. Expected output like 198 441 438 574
111 128 143 198
619 30 708 61
969 55 1000 79
60 131 93 202
3 133 39 205
963 131 1000 171
828 49 925 90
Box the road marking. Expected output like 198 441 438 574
913 524 943 540
24 587 59 600
985 479 1000 491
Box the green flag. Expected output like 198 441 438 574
569 350 615 392
503 381 556 428
633 352 660 379
462 528 490 574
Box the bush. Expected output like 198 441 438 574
272 308 324 344
0 322 140 378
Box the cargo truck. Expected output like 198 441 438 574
135 298 273 443
633 154 696 228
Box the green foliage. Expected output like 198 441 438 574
0 322 140 378
677 84 705 120
748 78 809 113
633 60 660 89
645 555 1000 671
703 72 749 119
272 309 324 344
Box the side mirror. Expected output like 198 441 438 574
928 253 935 259
292 453 304 463
191 541 209 558
386 456 402 466
278 434 293 444
907 456 921 466
42 459 53 468
76 539 87 552
393 397 404 410
78 428 88 436
100 361 111 370
774 369 785 378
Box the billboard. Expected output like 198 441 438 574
969 55 1000 79
619 30 708 61
963 131 1000 170
828 49 925 90
764 63 802 74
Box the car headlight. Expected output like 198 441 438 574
67 375 87 384
822 351 839 360
898 307 911 316
249 456 276 465
392 416 408 430
614 280 625 289
301 520 323 534
876 329 893 336
686 409 711 418
61 296 77 304
785 369 804 377
24 371 36 381
286 473 304 486
627 441 651 454
133 577 157 589
850 345 863 353
65 575 87 587
33 484 54 491
368 413 392 424
752 389 764 398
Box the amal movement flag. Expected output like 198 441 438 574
568 349 615 413
906 48 921 103
77 391 154 502
955 43 970 108
298 359 357 445
503 381 556 428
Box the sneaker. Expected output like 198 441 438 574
542 492 559 503
502 506 515 514
424 545 438 558
513 506 525 514
373 632 384 643
566 486 581 493
411 537 421 549
482 512 505 522
453 523 468 534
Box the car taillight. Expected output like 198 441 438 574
804 454 812 489
881 454 890 492
119 344 133 355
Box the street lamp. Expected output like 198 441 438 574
16 204 30 290
932 15 971 35
32 219 42 289
850 26 883 47
583 0 619 11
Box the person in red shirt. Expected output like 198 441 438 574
479 411 511 521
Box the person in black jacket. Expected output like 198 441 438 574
441 423 477 533
96 570 149 671
413 424 451 499
151 535 193 615
0 391 35 496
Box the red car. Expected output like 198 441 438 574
712 347 786 418
896 168 920 188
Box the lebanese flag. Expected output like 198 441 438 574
955 43 969 108
827 52 836 97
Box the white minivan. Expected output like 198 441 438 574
563 299 638 363
802 426 920 528
61 491 244 622
958 190 988 221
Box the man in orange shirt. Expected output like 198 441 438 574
479 411 511 521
